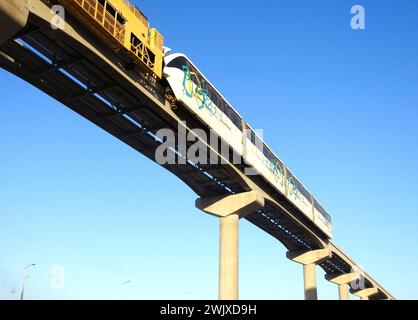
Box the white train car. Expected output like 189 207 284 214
163 52 332 238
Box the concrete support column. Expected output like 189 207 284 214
219 213 239 300
196 190 264 300
303 263 317 300
326 272 360 301
338 283 349 300
287 248 331 300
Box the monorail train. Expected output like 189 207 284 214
164 53 332 238
58 0 333 238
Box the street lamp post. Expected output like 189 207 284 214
119 280 131 300
20 263 36 300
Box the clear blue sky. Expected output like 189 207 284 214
0 0 417 300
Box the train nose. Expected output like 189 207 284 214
163 47 172 56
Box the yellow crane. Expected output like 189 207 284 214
59 0 164 78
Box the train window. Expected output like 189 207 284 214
192 66 208 95
209 90 217 107
264 145 276 164
255 136 263 151
210 90 220 110
299 183 311 203
287 170 294 184
246 126 251 140
263 144 269 158
223 104 231 118
206 86 216 107
187 62 196 77
275 157 284 170
288 171 301 196
215 93 222 111
217 96 223 111
180 60 201 88
167 57 188 70
287 169 314 207
230 109 242 130
192 66 202 86
250 130 256 144
200 77 208 92
314 199 332 224
218 96 224 112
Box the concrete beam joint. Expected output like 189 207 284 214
325 272 360 285
350 287 378 299
287 248 332 265
287 249 331 301
0 0 29 45
196 190 264 218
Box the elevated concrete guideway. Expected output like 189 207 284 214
0 0 395 300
